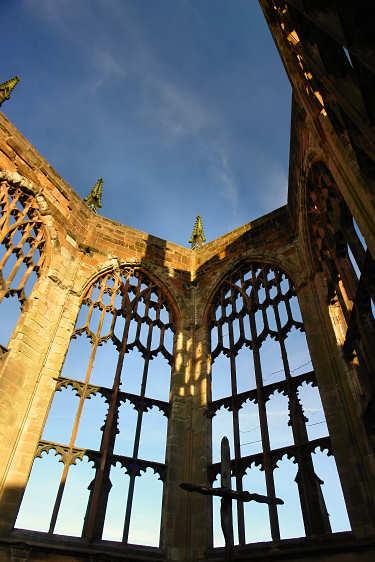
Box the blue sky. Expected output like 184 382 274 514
2 0 291 245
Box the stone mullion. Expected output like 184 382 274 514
0 222 34 284
272 300 331 536
296 274 375 537
0 228 45 306
50 279 109 528
250 330 280 540
248 269 280 541
0 188 13 233
16 255 39 296
12 231 44 298
0 221 31 266
294 437 332 537
48 299 107 535
82 306 132 542
0 205 35 242
122 320 153 543
0 187 26 235
227 317 245 546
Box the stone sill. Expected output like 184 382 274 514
207 532 375 560
3 530 375 562
2 530 165 561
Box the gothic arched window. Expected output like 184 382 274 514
16 267 175 547
207 262 350 547
307 162 375 437
0 179 46 350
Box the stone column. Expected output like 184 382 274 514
162 320 194 561
163 283 212 562
296 272 375 538
189 321 212 562
0 250 83 535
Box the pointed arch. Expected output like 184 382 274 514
16 265 176 546
206 260 349 546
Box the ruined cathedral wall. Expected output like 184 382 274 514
259 1 374 260
286 99 375 537
287 95 374 260
195 206 296 284
0 110 192 536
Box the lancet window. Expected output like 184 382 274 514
0 180 45 350
16 267 175 547
307 161 375 440
207 262 349 547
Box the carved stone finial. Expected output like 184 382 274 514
84 178 104 213
0 76 20 107
189 215 206 250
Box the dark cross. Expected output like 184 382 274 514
180 436 283 560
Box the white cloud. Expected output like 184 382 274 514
138 72 214 142
90 49 127 94
212 142 239 216
24 0 217 142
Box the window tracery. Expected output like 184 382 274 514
207 262 349 546
0 180 45 349
307 161 375 440
16 267 175 546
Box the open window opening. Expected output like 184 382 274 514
207 262 350 548
16 267 175 547
0 181 45 351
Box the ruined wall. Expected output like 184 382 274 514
0 84 374 562
259 0 375 260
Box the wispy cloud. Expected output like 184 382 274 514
90 49 127 94
25 2 127 74
211 142 239 216
141 75 214 139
